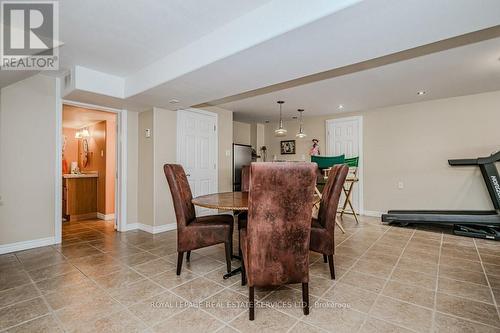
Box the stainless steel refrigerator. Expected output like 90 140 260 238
233 144 253 191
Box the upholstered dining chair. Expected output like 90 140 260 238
240 162 317 320
310 164 349 279
163 164 234 275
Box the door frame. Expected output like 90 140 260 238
176 108 219 197
56 100 128 243
325 116 364 215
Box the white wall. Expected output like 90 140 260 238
233 121 251 145
0 75 58 246
126 111 139 225
153 107 177 227
264 90 500 212
138 110 154 226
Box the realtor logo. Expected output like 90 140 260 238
1 1 58 70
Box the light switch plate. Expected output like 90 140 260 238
145 128 151 138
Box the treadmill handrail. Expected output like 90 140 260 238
448 151 500 166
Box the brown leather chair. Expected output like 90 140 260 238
164 164 233 275
310 164 349 279
240 162 317 320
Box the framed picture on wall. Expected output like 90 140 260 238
280 140 296 155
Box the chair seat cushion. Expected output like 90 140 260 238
191 214 233 227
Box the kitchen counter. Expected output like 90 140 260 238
63 173 98 179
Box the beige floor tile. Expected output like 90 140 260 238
359 317 414 333
203 266 240 287
120 252 159 266
59 243 103 259
92 267 144 291
230 306 298 333
390 267 437 289
483 264 500 277
289 321 326 333
438 276 494 304
382 280 435 308
76 309 148 333
4 314 63 333
0 283 40 308
35 270 88 294
150 268 198 289
110 278 165 306
128 291 187 326
439 256 484 272
370 296 433 332
287 276 335 298
434 312 499 333
439 265 488 285
55 294 124 331
321 282 377 313
302 305 366 332
436 293 500 328
44 280 102 310
183 256 226 275
0 268 32 291
351 258 395 279
480 254 500 266
133 258 176 277
230 284 277 300
171 277 224 303
338 270 387 293
201 289 248 322
26 261 79 282
0 297 49 331
153 307 224 333
396 257 438 276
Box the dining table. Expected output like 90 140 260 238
192 191 320 279
192 191 248 279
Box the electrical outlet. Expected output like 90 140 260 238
398 181 404 189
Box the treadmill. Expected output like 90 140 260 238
382 151 500 240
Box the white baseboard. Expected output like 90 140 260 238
0 237 55 255
122 222 176 234
363 210 385 218
97 213 115 221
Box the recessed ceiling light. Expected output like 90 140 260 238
417 91 426 96
169 98 180 104
338 104 344 110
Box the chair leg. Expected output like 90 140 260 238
186 251 191 262
302 282 309 315
224 242 232 273
327 255 335 279
323 254 327 263
241 255 247 286
176 252 184 276
249 286 255 321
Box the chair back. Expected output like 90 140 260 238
241 165 250 192
311 154 345 169
163 164 196 228
317 164 349 231
246 162 317 287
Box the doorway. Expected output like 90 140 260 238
176 109 218 216
326 116 364 214
56 101 127 243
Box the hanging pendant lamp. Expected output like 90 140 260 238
274 101 287 137
296 109 307 138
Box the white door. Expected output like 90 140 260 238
177 109 218 216
326 116 363 213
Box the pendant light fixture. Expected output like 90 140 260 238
296 109 307 138
274 100 287 137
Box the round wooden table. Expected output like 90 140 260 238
192 191 247 279
191 191 248 211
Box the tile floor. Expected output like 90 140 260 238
1 216 500 332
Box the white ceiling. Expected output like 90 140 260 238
58 0 271 76
221 38 500 122
126 0 500 110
